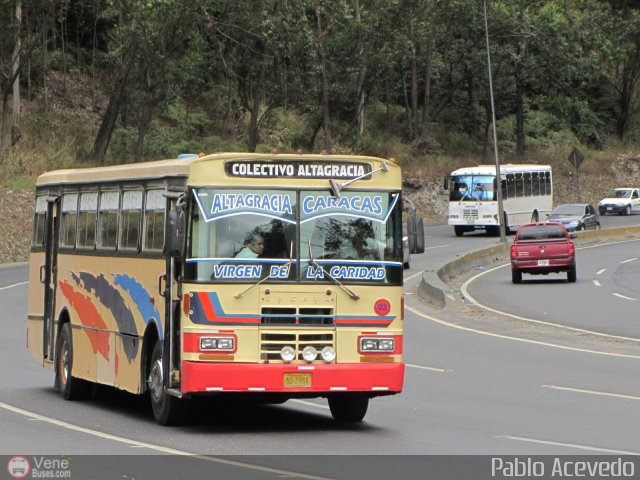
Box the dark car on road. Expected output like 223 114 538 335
547 203 600 231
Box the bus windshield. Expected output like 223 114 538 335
185 188 403 284
450 175 495 201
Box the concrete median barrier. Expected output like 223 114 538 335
417 225 640 308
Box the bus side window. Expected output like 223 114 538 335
77 192 98 249
523 172 532 196
144 189 165 252
120 190 143 251
531 172 540 196
506 174 515 198
60 193 78 248
544 172 551 195
515 173 524 197
98 190 119 250
32 195 48 247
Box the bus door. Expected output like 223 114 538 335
161 192 186 393
41 196 60 362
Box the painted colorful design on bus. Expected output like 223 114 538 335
188 291 395 327
59 272 161 363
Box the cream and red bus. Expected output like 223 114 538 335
27 152 423 425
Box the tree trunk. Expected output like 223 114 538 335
409 17 418 140
515 58 525 156
135 103 155 163
315 7 332 152
421 34 433 135
401 71 413 139
385 70 391 133
90 42 137 164
11 0 22 146
616 60 639 140
353 0 366 135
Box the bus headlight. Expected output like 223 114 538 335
280 346 296 363
320 346 336 363
359 337 395 352
200 336 235 351
301 346 317 363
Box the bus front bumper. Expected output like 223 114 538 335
180 361 404 394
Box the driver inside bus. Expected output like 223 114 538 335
235 232 265 258
338 220 383 260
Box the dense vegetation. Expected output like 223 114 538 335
0 0 639 185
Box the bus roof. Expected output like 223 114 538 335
36 153 399 187
450 164 551 176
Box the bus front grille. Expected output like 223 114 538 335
260 331 335 363
261 307 334 326
463 208 479 220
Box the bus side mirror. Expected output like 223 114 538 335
443 177 449 190
165 209 186 257
407 214 425 254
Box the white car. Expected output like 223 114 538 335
598 188 640 215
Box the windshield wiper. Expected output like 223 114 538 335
307 241 360 301
234 242 294 299
329 160 388 197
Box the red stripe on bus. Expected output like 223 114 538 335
59 280 110 361
198 292 217 320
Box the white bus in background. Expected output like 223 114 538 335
446 164 552 236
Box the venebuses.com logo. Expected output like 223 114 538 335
7 456 30 479
6 456 72 478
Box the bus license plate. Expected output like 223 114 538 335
283 373 312 388
537 259 549 266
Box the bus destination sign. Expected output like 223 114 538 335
226 160 372 179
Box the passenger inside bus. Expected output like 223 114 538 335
235 232 265 258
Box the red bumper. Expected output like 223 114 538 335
181 361 404 394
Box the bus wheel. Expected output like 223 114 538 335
148 340 188 426
328 393 369 422
454 226 465 237
55 323 91 400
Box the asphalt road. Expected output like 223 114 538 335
1 214 640 479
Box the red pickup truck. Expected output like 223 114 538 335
510 222 576 284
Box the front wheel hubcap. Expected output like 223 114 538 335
149 359 164 402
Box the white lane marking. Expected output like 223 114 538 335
613 293 636 301
620 257 638 264
405 304 640 359
495 435 640 455
596 268 607 275
406 363 447 372
0 401 334 480
290 399 330 410
543 384 640 402
424 244 450 250
593 279 601 287
404 270 425 282
0 281 28 291
461 263 640 344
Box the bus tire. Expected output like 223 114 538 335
55 323 91 400
148 339 188 426
454 226 465 237
328 393 369 422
